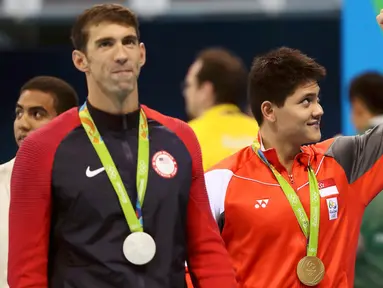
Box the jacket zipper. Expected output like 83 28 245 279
288 174 294 184
123 115 128 130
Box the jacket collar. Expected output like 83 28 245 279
255 133 315 170
86 100 140 132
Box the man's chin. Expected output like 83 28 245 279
114 84 135 96
304 132 322 145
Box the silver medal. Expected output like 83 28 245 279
123 232 156 265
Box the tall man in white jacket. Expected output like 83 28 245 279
0 76 78 288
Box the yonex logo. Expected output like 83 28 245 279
255 199 269 209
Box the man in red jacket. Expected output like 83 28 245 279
202 12 383 287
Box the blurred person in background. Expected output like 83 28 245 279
8 4 236 288
183 48 259 171
349 72 383 133
0 75 78 288
350 72 383 288
245 104 254 117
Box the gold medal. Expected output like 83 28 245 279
297 256 325 286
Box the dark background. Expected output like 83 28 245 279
0 13 340 162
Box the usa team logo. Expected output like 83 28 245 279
152 151 178 178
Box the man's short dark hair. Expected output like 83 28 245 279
196 48 247 107
248 47 326 125
349 72 383 115
71 4 140 52
20 76 79 114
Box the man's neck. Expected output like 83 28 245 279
87 86 139 115
196 96 216 118
196 104 212 118
260 126 301 173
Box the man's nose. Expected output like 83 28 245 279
114 44 128 65
313 103 324 118
16 115 32 131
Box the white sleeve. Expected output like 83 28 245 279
204 169 234 221
0 159 13 288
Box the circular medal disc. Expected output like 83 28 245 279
297 256 325 286
123 232 156 265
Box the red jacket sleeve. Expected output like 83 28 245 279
142 106 237 288
8 108 79 288
9 135 52 287
184 131 237 288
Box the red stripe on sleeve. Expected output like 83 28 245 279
8 108 79 288
143 106 237 288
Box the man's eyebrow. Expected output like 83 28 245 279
124 35 138 42
15 104 48 112
94 37 114 45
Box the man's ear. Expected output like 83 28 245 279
261 101 276 123
72 50 89 72
139 42 146 67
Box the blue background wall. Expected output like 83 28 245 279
341 0 383 135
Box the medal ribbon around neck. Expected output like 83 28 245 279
79 102 149 233
251 140 320 257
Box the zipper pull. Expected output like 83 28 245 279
123 115 128 130
288 174 294 184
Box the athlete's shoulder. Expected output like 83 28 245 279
142 105 195 138
303 137 337 155
207 145 255 173
21 108 80 152
142 106 201 165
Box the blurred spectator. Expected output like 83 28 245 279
245 104 254 117
0 76 78 288
349 72 383 133
350 71 383 288
183 47 259 171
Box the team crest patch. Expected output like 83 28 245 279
152 151 178 178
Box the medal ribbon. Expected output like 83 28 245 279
251 141 320 257
79 103 149 233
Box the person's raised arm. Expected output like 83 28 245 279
324 124 383 206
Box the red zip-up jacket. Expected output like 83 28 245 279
204 127 383 287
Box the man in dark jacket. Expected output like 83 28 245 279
7 4 236 288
